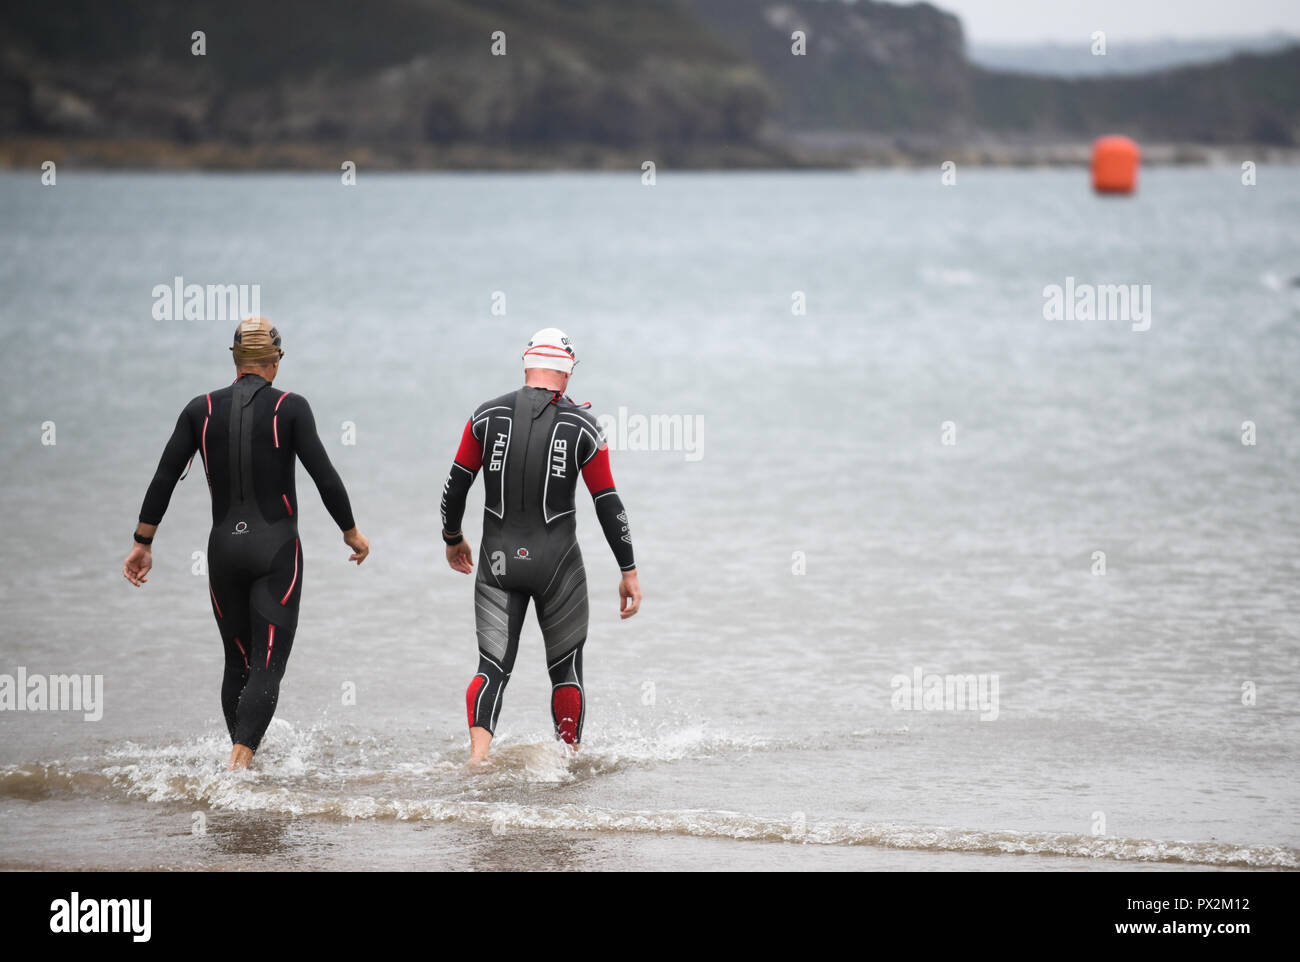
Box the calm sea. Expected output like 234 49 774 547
1 168 1297 869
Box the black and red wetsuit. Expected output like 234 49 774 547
138 373 355 751
440 386 635 743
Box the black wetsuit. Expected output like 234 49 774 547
138 373 354 750
441 386 635 743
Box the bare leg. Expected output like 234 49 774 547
469 726 492 764
227 744 254 770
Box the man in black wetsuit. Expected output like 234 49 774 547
441 327 641 763
122 317 369 770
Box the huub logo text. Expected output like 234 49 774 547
0 667 103 721
890 667 999 721
551 437 567 478
1042 276 1152 332
152 275 261 321
489 432 508 471
50 892 151 942
596 408 704 462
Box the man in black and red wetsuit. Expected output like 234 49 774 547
440 327 641 763
122 318 370 770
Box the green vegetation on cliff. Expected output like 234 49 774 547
2 0 1297 161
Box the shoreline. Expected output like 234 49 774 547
3 136 1298 172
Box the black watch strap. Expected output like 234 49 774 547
133 531 154 545
442 530 464 546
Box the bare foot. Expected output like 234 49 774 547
227 744 255 770
468 726 493 765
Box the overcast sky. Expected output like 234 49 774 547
906 0 1300 43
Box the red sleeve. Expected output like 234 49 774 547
581 444 615 493
454 418 482 471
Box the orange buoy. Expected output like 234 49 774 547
1092 135 1140 194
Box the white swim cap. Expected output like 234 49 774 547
522 328 577 374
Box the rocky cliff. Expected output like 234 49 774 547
2 0 1297 166
0 0 770 148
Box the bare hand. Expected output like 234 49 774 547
123 544 152 586
344 528 370 565
447 539 473 574
619 569 641 619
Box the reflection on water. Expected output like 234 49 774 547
204 810 298 860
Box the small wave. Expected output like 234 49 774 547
0 763 114 800
9 756 1286 866
4 722 1293 867
0 717 771 800
418 804 1298 868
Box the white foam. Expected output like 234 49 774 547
12 721 1297 868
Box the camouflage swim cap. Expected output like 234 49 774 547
230 317 284 362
